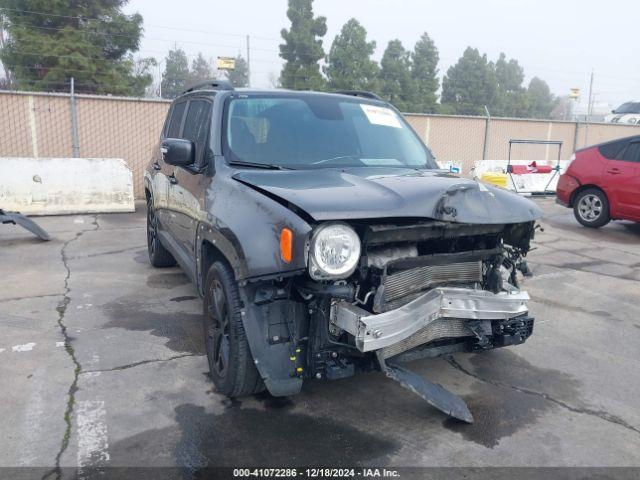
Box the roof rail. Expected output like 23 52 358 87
334 90 381 100
181 79 234 94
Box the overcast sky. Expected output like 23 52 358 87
124 0 638 113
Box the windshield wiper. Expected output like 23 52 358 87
228 160 292 170
311 155 360 166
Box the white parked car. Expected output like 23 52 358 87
604 102 640 124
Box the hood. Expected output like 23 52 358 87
232 167 542 224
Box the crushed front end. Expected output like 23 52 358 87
294 219 537 422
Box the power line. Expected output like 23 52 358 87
0 6 280 41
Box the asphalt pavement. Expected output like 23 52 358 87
1 198 639 475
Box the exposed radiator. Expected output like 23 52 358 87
382 318 473 358
380 261 482 312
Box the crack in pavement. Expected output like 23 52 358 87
530 261 639 282
80 353 201 374
445 356 640 437
534 235 639 257
68 244 146 260
0 293 64 303
43 215 100 480
537 244 640 269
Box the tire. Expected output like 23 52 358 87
203 261 264 397
146 196 176 267
573 188 610 228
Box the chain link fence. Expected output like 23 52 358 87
2 89 640 198
0 90 170 198
404 113 640 171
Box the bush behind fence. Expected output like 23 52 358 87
2 90 639 199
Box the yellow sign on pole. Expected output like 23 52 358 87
217 57 236 70
569 88 580 99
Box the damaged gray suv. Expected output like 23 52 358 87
145 81 542 422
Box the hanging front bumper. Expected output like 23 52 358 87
330 287 530 353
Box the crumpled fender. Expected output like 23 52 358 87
202 160 312 282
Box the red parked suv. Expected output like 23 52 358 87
556 135 640 227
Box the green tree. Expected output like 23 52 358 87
527 76 555 119
279 0 327 91
411 32 439 113
130 55 156 97
226 54 249 87
441 47 497 115
188 53 214 85
550 94 572 121
324 18 378 91
379 39 415 112
493 52 529 117
161 47 189 99
0 0 153 95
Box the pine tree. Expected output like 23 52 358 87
189 53 214 85
0 0 153 94
441 47 497 115
279 0 327 91
161 47 190 99
324 18 378 92
379 39 415 112
493 52 529 117
226 55 249 88
411 32 439 113
527 76 555 119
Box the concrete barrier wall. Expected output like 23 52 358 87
2 90 640 198
0 157 135 215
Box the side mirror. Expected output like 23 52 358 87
161 138 195 166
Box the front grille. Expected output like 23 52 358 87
382 318 473 358
380 261 482 312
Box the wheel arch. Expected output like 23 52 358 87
569 184 608 209
197 229 247 297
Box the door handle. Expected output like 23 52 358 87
152 162 161 171
606 168 620 174
169 173 178 185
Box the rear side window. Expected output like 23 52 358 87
182 100 212 145
167 101 187 138
619 142 640 163
599 140 628 160
182 99 213 162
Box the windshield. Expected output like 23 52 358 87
614 102 640 114
224 95 437 169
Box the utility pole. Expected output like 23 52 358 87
246 35 251 87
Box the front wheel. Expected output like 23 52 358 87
573 188 610 228
203 261 264 397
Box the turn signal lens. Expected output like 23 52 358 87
280 228 293 263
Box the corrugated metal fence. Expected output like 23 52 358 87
2 89 639 198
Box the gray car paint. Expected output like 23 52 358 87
233 167 543 224
144 88 542 403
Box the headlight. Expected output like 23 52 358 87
308 223 361 280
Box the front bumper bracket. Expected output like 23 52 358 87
331 287 529 352
376 351 474 423
0 210 50 241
